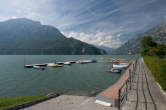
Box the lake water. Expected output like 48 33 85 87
0 55 138 97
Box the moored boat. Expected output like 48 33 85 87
112 63 129 68
106 67 122 73
24 65 33 68
69 61 76 64
47 63 57 67
56 62 64 65
33 65 45 70
34 64 47 66
54 64 63 67
76 60 92 64
47 63 63 67
63 62 71 65
91 59 97 63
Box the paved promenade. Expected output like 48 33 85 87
21 58 166 110
22 95 117 110
122 58 166 110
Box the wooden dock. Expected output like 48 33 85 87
95 61 136 107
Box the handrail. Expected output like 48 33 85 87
118 59 137 110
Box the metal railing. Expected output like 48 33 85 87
118 60 137 110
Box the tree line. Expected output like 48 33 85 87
141 36 166 58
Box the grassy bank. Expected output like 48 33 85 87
143 56 166 91
0 95 46 110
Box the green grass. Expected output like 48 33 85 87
0 95 46 110
143 56 166 91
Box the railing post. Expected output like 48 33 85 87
133 63 134 73
126 81 128 101
129 69 132 90
132 63 135 82
118 89 121 110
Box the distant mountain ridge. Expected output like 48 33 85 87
114 21 166 54
0 18 106 55
95 45 115 53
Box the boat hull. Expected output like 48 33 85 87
24 65 33 68
112 64 129 68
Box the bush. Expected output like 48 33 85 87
141 36 165 58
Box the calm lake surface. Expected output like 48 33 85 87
0 55 138 97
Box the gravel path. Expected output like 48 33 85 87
122 58 166 110
22 95 117 110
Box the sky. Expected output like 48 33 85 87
0 0 166 48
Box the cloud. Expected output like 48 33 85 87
63 31 124 48
0 0 166 48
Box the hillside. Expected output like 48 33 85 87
114 21 166 54
95 45 115 54
0 18 106 55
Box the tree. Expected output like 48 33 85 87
141 36 165 58
141 36 156 48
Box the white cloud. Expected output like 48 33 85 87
63 31 124 48
0 0 165 49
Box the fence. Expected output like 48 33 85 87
118 59 137 110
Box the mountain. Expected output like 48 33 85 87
0 18 106 55
96 45 115 53
114 21 166 54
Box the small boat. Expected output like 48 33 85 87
34 64 47 66
54 64 63 67
119 62 129 65
56 62 64 65
91 59 97 63
33 66 45 70
113 63 129 68
106 68 122 73
69 61 76 64
76 60 84 64
24 65 33 68
47 63 63 67
76 60 91 64
63 62 71 65
47 63 57 67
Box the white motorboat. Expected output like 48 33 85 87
106 67 122 73
76 60 91 64
24 65 33 68
47 63 57 67
34 64 47 66
63 62 71 65
112 63 129 68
